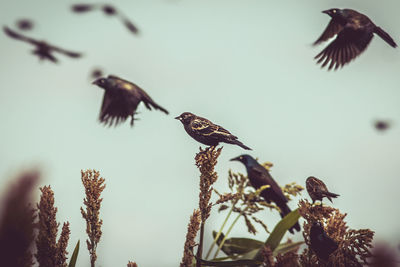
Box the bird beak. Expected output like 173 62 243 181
92 80 98 85
174 116 181 120
230 156 240 162
322 10 330 15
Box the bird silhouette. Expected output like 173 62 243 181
3 26 82 63
306 176 339 204
230 154 300 234
71 3 139 35
314 8 397 70
175 112 251 150
92 75 169 127
310 222 338 261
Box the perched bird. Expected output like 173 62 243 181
314 8 397 70
306 176 339 204
310 222 338 261
71 3 139 35
3 26 82 63
92 75 169 126
175 112 251 150
230 155 300 233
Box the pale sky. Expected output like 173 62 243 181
1 0 400 266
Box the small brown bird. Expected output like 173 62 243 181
93 75 169 126
306 176 339 204
314 8 397 70
175 112 251 150
3 26 82 63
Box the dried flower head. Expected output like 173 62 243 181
36 185 71 267
299 199 374 266
261 245 274 266
80 169 106 267
0 170 39 267
180 209 201 267
127 261 138 267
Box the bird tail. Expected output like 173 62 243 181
144 100 169 115
374 27 397 48
326 192 340 203
232 140 252 150
279 204 301 234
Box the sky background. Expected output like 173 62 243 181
1 0 400 266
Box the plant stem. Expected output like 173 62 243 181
196 222 205 267
213 210 243 259
205 203 236 260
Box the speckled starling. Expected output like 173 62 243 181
93 75 169 126
230 154 300 233
306 176 339 204
314 8 397 70
175 112 251 150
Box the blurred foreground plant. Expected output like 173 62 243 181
0 170 39 267
81 169 106 267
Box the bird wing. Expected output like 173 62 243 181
49 44 82 58
249 164 288 204
3 26 40 45
99 90 139 126
315 25 373 70
314 19 344 45
191 118 235 138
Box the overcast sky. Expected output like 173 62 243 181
1 0 400 266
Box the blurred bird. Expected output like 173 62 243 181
71 3 139 35
90 68 104 79
306 176 339 204
310 222 338 261
314 8 397 70
374 120 391 132
3 26 82 63
16 19 33 31
92 75 169 126
175 112 251 150
230 154 300 233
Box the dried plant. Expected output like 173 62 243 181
127 261 138 267
80 169 106 267
194 146 222 266
0 170 39 267
275 251 300 267
298 199 374 266
180 209 201 267
36 185 71 267
261 245 274 266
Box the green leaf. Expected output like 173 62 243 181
213 231 264 257
253 209 301 261
196 257 262 266
68 240 80 267
273 241 304 257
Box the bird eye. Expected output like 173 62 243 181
332 9 336 13
239 156 243 160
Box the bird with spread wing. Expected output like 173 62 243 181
3 26 82 63
92 75 169 127
314 8 397 70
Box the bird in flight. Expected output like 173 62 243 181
306 176 339 205
175 112 251 150
309 222 338 261
92 75 169 127
314 8 397 70
230 154 300 233
71 3 139 35
3 26 82 63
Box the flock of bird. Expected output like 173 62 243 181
3 4 396 263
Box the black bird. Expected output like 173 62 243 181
314 8 397 70
306 176 339 204
310 222 338 261
3 26 82 63
374 120 391 132
71 3 139 35
92 75 169 126
175 112 251 150
230 155 300 233
16 19 34 31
